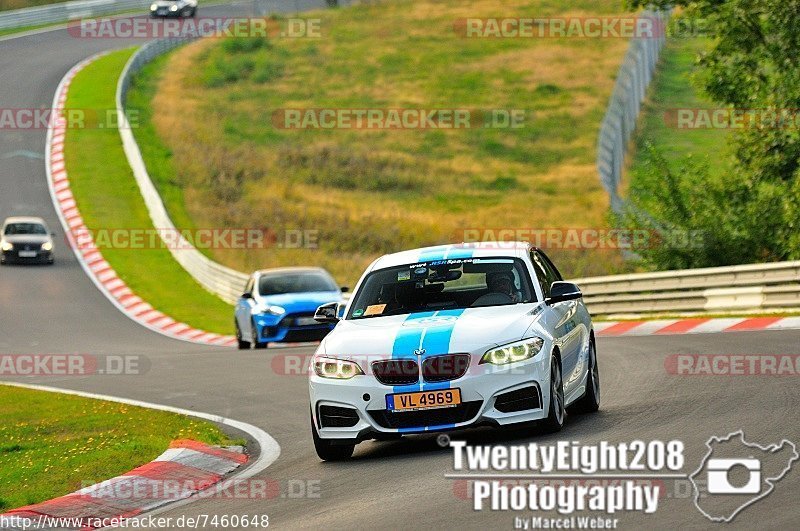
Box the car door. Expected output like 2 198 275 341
532 250 583 395
235 275 257 337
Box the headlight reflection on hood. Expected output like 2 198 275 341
313 357 364 379
480 337 545 365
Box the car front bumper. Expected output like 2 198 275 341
2 249 53 263
254 312 335 343
310 351 552 441
150 9 183 17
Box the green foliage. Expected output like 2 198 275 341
622 143 800 269
624 0 800 268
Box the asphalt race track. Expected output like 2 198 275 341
1 3 799 530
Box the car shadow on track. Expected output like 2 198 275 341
345 410 619 463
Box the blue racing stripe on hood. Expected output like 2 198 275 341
390 308 465 394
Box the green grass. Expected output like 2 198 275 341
0 384 239 511
64 48 234 335
128 0 640 286
125 53 206 254
0 0 66 11
628 36 732 182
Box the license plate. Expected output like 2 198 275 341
18 251 36 258
387 388 461 412
296 317 318 326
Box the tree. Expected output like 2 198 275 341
623 0 800 267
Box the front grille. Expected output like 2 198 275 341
494 386 541 413
422 354 470 383
372 359 419 386
282 313 316 327
319 405 359 428
368 401 482 430
12 242 41 251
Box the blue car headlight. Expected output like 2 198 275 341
480 337 545 365
257 305 286 316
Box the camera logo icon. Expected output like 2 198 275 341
706 458 761 494
690 431 798 522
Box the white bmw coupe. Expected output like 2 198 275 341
309 242 599 460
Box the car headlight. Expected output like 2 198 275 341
313 357 364 379
169 4 178 10
480 337 545 365
41 242 53 251
257 305 285 316
0 241 11 251
150 3 157 10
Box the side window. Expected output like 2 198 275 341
537 250 563 282
530 251 552 299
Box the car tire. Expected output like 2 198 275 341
235 320 250 350
252 319 268 349
541 356 565 433
311 410 355 461
568 341 600 414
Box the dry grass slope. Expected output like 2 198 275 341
138 0 635 286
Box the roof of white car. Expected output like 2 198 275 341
2 216 47 225
371 242 531 271
254 266 330 276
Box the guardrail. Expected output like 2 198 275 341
117 36 250 304
574 261 800 316
596 9 669 212
0 0 149 31
112 13 799 316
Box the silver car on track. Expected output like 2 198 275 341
0 216 55 265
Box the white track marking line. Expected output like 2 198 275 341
0 381 281 524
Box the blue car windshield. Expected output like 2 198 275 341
347 257 535 319
258 272 337 296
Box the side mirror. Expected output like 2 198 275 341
546 281 582 304
340 286 349 293
241 292 253 299
314 301 339 323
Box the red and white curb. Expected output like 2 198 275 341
1 440 246 531
0 381 281 530
595 316 800 337
46 53 237 348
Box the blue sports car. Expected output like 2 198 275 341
235 267 346 349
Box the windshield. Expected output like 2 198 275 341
347 257 535 319
258 271 338 296
4 223 47 235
